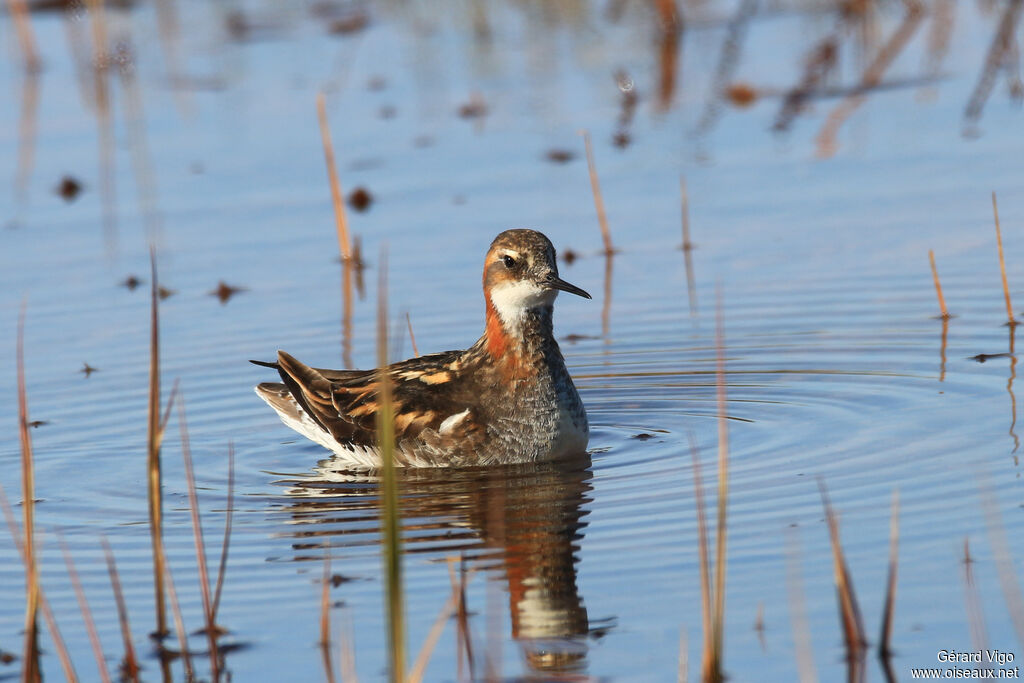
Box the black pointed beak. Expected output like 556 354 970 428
546 274 592 299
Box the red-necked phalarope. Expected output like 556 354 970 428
253 229 590 467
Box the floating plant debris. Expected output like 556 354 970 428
80 363 98 377
210 281 246 304
546 149 576 164
726 83 758 107
158 286 175 300
120 275 143 290
348 187 373 212
56 175 82 202
562 248 578 265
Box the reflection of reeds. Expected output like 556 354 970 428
375 250 406 681
178 400 221 681
408 559 463 683
928 249 951 319
60 537 111 683
817 0 924 157
6 0 41 71
163 559 194 680
964 0 1023 126
980 483 1024 644
16 304 41 683
101 537 140 682
785 528 818 683
321 552 336 683
211 443 235 619
878 490 899 660
991 193 1016 325
961 539 988 653
581 130 615 255
681 177 697 318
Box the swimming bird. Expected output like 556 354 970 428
253 229 591 467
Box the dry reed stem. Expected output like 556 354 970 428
980 484 1024 645
318 93 352 262
376 249 406 682
37 558 78 683
1 487 77 683
962 539 989 653
818 481 868 656
146 249 168 638
687 431 712 676
929 250 950 319
211 443 235 620
321 551 336 683
992 193 1016 325
406 313 420 357
60 537 111 683
162 561 194 680
709 291 729 683
681 177 697 318
581 130 615 255
6 0 41 72
101 538 140 682
785 528 818 683
178 399 221 681
17 303 40 683
878 489 900 659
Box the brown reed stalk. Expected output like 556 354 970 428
318 93 352 262
929 250 950 319
146 249 169 639
6 0 41 72
375 249 406 682
162 561 193 680
818 480 867 656
785 528 818 683
406 313 420 357
992 193 1016 325
60 537 112 683
101 538 140 683
1 482 77 683
878 489 900 659
687 432 712 676
17 303 40 683
581 130 615 255
177 399 221 681
320 551 336 683
211 443 235 621
702 295 731 683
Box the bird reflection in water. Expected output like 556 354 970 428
274 453 596 676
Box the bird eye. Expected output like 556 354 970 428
502 255 516 268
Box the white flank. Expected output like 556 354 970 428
438 408 470 435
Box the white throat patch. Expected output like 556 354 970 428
489 280 555 332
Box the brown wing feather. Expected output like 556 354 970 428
274 349 476 451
